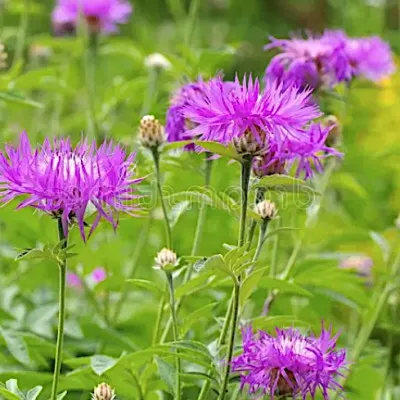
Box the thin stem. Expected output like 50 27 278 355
141 67 159 116
13 0 29 69
184 0 201 47
247 187 266 249
218 283 240 400
252 220 268 264
131 371 145 400
238 158 252 247
166 272 181 400
152 290 166 346
50 219 68 400
83 31 100 141
152 148 172 248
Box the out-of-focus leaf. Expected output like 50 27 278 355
0 92 43 108
25 386 43 400
155 357 175 395
250 316 311 331
330 172 368 198
257 277 313 297
253 175 318 195
90 355 119 376
0 328 31 367
126 279 163 295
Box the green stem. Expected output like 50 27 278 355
160 156 213 344
198 159 251 399
13 0 29 69
152 290 165 346
184 0 201 47
218 282 240 400
83 32 100 141
50 219 68 400
238 158 252 247
252 220 268 265
131 371 145 400
166 272 181 400
141 67 159 116
152 148 172 248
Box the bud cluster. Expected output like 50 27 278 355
139 115 165 148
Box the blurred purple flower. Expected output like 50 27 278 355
91 266 107 283
232 324 347 399
340 255 373 278
182 75 338 178
52 0 132 35
0 131 142 241
67 272 82 288
265 32 350 90
344 36 396 82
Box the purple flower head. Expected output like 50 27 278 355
232 324 347 399
340 255 373 278
265 32 351 90
67 272 82 288
52 0 132 35
344 36 396 82
91 266 107 283
182 75 338 178
0 132 142 241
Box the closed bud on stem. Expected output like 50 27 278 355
255 200 277 220
155 248 178 270
323 115 342 148
92 383 115 400
232 129 266 156
139 115 165 149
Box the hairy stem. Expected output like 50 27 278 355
50 219 68 400
152 147 172 248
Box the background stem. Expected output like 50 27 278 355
50 219 68 400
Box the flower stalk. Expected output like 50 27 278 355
50 218 68 400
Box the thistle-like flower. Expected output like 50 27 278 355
155 248 177 269
0 131 142 241
52 0 132 35
182 75 338 178
92 382 115 400
265 32 350 90
139 115 165 149
232 324 347 399
255 200 277 220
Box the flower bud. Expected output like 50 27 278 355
233 129 266 155
145 53 172 71
155 248 177 269
139 115 165 148
92 383 115 400
323 115 342 148
252 155 286 178
0 43 8 69
255 200 277 220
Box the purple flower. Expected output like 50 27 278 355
0 132 142 241
182 75 337 178
232 324 347 399
67 272 82 288
265 32 350 90
91 266 107 283
340 255 373 278
344 36 395 82
52 0 132 35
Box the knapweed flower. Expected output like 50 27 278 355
52 0 132 35
182 75 339 178
0 132 141 241
91 266 107 283
92 382 115 400
67 272 82 288
232 325 347 399
342 35 395 82
340 255 373 278
265 32 350 90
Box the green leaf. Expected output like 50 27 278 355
175 269 215 298
90 355 118 376
257 278 313 297
155 357 175 395
26 386 43 400
240 266 269 306
126 279 163 295
0 387 21 400
0 328 31 367
253 174 317 194
251 316 311 331
193 141 240 160
0 91 43 108
5 380 24 398
180 302 218 336
169 201 191 228
330 172 368 199
162 140 194 151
